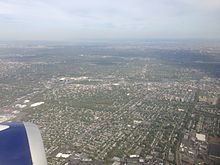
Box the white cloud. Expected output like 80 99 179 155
182 0 220 10
0 1 17 14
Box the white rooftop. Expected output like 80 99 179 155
196 133 206 142
56 153 71 158
30 102 44 107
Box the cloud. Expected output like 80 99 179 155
0 1 18 14
180 0 220 10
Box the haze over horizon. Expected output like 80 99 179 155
0 0 220 41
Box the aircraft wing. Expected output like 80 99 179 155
0 122 47 165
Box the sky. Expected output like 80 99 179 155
0 0 220 41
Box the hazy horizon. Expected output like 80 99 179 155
0 0 220 41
